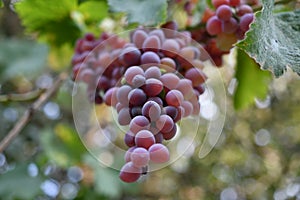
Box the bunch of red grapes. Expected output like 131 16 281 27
71 22 207 182
190 0 254 66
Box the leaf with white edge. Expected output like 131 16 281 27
236 0 300 77
15 0 81 47
108 0 167 26
234 49 271 110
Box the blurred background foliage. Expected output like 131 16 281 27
0 0 300 200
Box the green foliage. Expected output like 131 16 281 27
237 0 300 77
40 125 86 167
0 164 43 200
234 49 271 110
15 0 81 47
0 39 48 82
78 1 108 22
0 1 3 8
108 0 167 26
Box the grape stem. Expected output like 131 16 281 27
0 88 45 102
0 71 68 153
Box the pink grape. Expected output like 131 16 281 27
240 13 254 32
162 124 177 140
132 29 148 49
184 68 207 87
135 130 155 149
155 114 175 133
144 66 161 79
216 5 232 21
142 78 163 97
129 116 150 134
206 16 222 35
165 89 184 107
142 101 162 122
142 35 161 52
124 146 136 162
119 162 142 183
222 17 238 33
141 51 161 64
131 147 150 168
124 131 135 147
124 66 144 86
117 85 132 105
118 108 132 126
148 143 170 163
128 88 147 106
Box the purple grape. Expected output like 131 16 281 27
155 114 174 133
129 116 150 134
142 35 161 52
131 147 150 168
124 66 144 86
132 74 146 88
163 106 178 120
165 89 184 107
206 16 222 35
184 68 206 87
162 124 177 140
135 130 155 149
142 101 162 122
124 131 135 147
240 13 254 32
117 85 132 105
130 106 142 118
142 78 163 97
148 143 170 163
140 51 161 64
119 162 142 183
222 17 238 34
128 88 147 106
132 29 148 49
154 133 164 143
144 66 162 79
216 5 232 21
118 108 132 126
124 146 136 162
120 46 141 66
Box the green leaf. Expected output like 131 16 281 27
0 1 3 8
234 49 271 110
78 0 108 22
236 0 300 77
108 0 167 26
15 0 81 47
0 164 43 199
40 125 86 167
0 39 48 81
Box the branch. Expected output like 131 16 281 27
0 88 45 102
0 72 69 153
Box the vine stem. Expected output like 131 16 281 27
0 89 45 102
0 72 69 153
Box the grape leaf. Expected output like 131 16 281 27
15 0 81 47
234 49 271 110
236 0 300 77
108 0 167 26
78 1 108 22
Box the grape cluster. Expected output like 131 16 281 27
104 65 205 182
71 22 207 183
206 0 254 50
190 0 254 66
71 32 127 104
